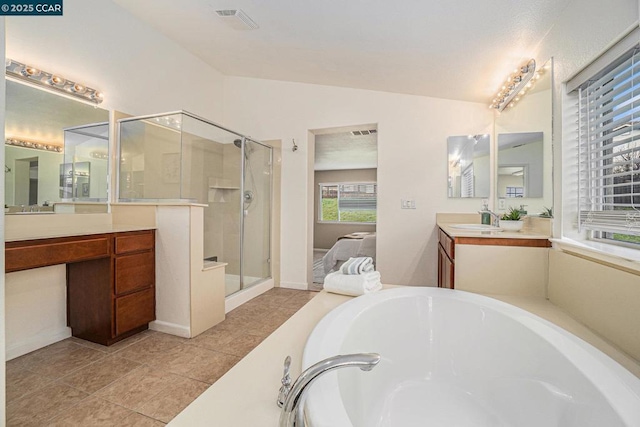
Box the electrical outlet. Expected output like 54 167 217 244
498 198 506 210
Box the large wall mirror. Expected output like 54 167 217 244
497 131 543 198
495 58 553 215
447 134 490 198
5 80 109 212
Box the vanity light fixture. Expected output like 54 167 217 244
5 59 104 105
490 59 538 111
5 137 63 153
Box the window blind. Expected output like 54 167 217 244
337 183 377 211
461 165 474 198
578 47 640 236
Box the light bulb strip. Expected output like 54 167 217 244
5 58 104 105
5 137 63 153
490 58 536 111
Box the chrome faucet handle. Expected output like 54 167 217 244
279 353 381 427
277 355 292 408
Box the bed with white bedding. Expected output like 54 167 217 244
322 234 376 274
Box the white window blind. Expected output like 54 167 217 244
577 46 640 237
461 165 474 198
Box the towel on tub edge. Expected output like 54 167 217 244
323 270 382 297
340 256 374 275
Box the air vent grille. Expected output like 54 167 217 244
215 9 259 30
351 129 377 136
215 9 236 17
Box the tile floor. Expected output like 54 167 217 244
6 288 317 426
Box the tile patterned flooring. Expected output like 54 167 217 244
6 288 317 426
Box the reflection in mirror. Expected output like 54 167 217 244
447 134 490 198
4 80 109 212
63 122 109 201
497 132 544 199
494 59 552 214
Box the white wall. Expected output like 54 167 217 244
5 0 225 119
223 77 492 287
5 266 69 360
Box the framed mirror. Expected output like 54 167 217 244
5 80 110 212
495 59 552 215
447 134 490 198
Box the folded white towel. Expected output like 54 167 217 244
340 257 374 275
323 270 382 297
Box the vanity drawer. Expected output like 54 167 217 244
115 287 155 336
438 228 455 259
115 231 155 254
115 251 155 295
6 235 110 272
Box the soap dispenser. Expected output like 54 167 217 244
480 201 491 225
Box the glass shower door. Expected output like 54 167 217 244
241 139 272 288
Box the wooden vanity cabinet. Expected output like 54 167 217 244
6 229 156 346
437 229 455 288
436 226 552 295
68 230 156 345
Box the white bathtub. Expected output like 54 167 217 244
302 288 640 427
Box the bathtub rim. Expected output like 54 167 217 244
302 287 640 427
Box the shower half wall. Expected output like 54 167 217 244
117 111 272 297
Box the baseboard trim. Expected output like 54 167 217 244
280 281 308 290
6 327 72 361
149 320 191 338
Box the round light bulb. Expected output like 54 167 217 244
72 83 86 94
22 66 40 77
51 75 65 85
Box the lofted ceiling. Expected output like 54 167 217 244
315 129 378 171
113 0 570 103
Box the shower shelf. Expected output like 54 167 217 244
209 185 240 190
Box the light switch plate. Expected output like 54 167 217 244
401 199 416 209
498 198 506 209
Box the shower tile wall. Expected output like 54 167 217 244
203 143 241 275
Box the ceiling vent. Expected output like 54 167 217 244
351 129 377 136
215 9 259 30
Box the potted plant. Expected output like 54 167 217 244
539 207 553 218
499 207 524 231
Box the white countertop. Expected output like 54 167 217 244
169 287 640 426
438 222 551 240
5 224 156 242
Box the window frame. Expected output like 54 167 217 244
571 36 640 247
317 181 377 225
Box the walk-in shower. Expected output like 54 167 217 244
117 111 272 297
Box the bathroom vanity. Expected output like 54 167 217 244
6 227 156 346
437 215 551 297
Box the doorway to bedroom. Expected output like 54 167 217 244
311 125 378 291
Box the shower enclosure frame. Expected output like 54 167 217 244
115 110 273 292
238 136 273 291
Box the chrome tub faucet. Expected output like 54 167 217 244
277 353 381 427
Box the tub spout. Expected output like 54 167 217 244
279 353 381 427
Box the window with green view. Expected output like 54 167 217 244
319 182 377 223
